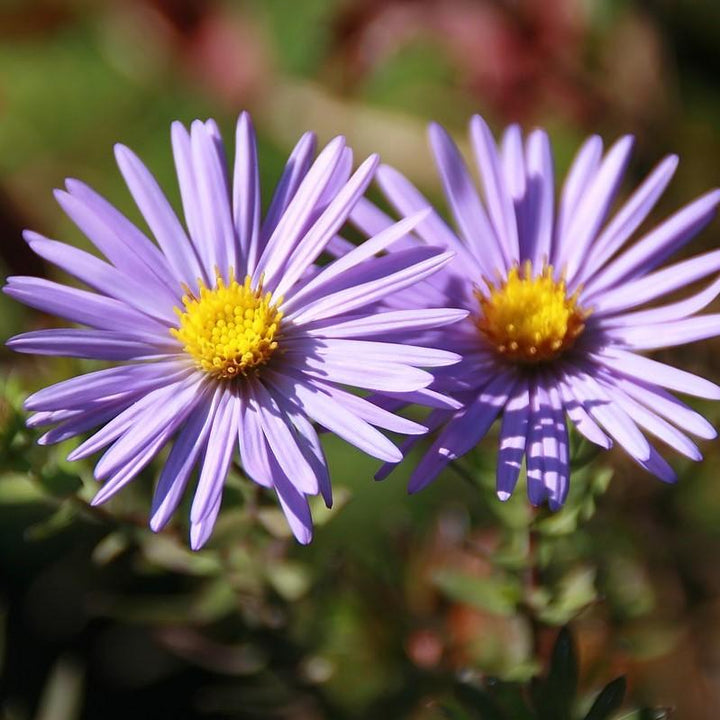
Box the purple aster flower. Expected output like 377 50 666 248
351 115 720 508
4 113 465 548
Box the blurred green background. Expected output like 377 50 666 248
0 1 719 718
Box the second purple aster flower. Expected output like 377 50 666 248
355 115 720 509
4 113 467 548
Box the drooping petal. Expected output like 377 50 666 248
600 379 701 460
150 388 222 531
247 378 319 496
190 390 239 523
408 372 516 493
496 378 530 501
265 369 403 463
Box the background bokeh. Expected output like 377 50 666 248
0 1 719 718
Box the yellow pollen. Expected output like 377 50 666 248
171 273 282 380
474 261 588 365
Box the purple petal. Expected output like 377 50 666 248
190 492 223 550
4 276 169 337
25 360 189 411
265 369 402 462
59 181 178 294
600 379 701 460
588 248 720 316
93 377 205 481
469 115 517 267
500 124 527 247
581 155 678 278
598 348 720 399
254 136 346 285
270 154 379 297
248 379 319 495
285 337 460 368
598 276 720 327
562 135 634 284
574 371 650 461
7 327 175 360
190 390 239 523
271 454 313 545
301 308 469 340
273 392 332 506
237 386 273 488
283 210 430 311
526 380 550 506
190 119 237 281
261 131 317 243
375 164 484 276
428 122 507 274
546 383 570 510
171 121 211 284
408 372 515 493
349 197 399 241
606 314 720 350
289 351 434 393
68 379 192 461
558 373 612 449
307 379 427 437
37 396 139 446
496 378 529 500
21 233 176 324
91 429 170 506
554 134 603 261
114 144 203 284
233 112 261 274
524 129 554 268
151 388 221 531
288 247 454 325
612 376 715 441
584 188 720 298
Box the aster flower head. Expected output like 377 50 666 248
5 113 464 548
357 115 720 508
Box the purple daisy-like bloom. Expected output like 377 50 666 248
5 113 464 548
352 115 720 508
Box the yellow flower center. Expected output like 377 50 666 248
171 274 282 380
475 262 587 364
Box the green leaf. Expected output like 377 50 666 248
0 473 45 504
534 628 578 720
584 677 626 720
433 570 522 616
266 561 312 601
455 682 509 720
536 567 597 625
25 503 76 541
39 468 83 498
438 704 472 720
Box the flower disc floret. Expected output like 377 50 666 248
172 274 282 379
475 261 587 364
